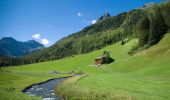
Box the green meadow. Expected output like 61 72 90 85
1 33 170 100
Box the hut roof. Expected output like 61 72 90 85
94 56 104 60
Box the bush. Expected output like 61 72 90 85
128 44 139 55
121 40 125 45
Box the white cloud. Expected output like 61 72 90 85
32 34 52 46
32 34 41 39
77 12 82 17
91 20 97 24
41 39 51 45
82 20 97 24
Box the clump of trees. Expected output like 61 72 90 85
128 3 169 55
0 56 21 67
102 51 114 64
137 4 168 47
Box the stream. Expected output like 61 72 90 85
23 77 68 100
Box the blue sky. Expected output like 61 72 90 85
0 0 163 46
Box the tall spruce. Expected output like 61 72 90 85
137 17 150 47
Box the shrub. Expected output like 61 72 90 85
128 44 139 55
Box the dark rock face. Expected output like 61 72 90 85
98 12 111 21
0 37 44 57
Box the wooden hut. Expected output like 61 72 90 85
94 51 113 65
94 57 104 65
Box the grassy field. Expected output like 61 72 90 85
1 33 170 100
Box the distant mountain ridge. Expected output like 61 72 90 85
0 37 44 57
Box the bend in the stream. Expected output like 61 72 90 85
23 76 73 100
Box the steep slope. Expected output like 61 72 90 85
22 1 170 64
0 37 44 57
0 1 169 67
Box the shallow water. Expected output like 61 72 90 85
23 77 67 100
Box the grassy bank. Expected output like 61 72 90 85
0 70 69 100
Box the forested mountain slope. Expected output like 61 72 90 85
1 1 170 66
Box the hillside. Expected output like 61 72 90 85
1 32 170 100
0 37 44 57
22 1 170 64
0 1 169 67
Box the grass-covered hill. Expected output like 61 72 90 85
1 32 170 100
